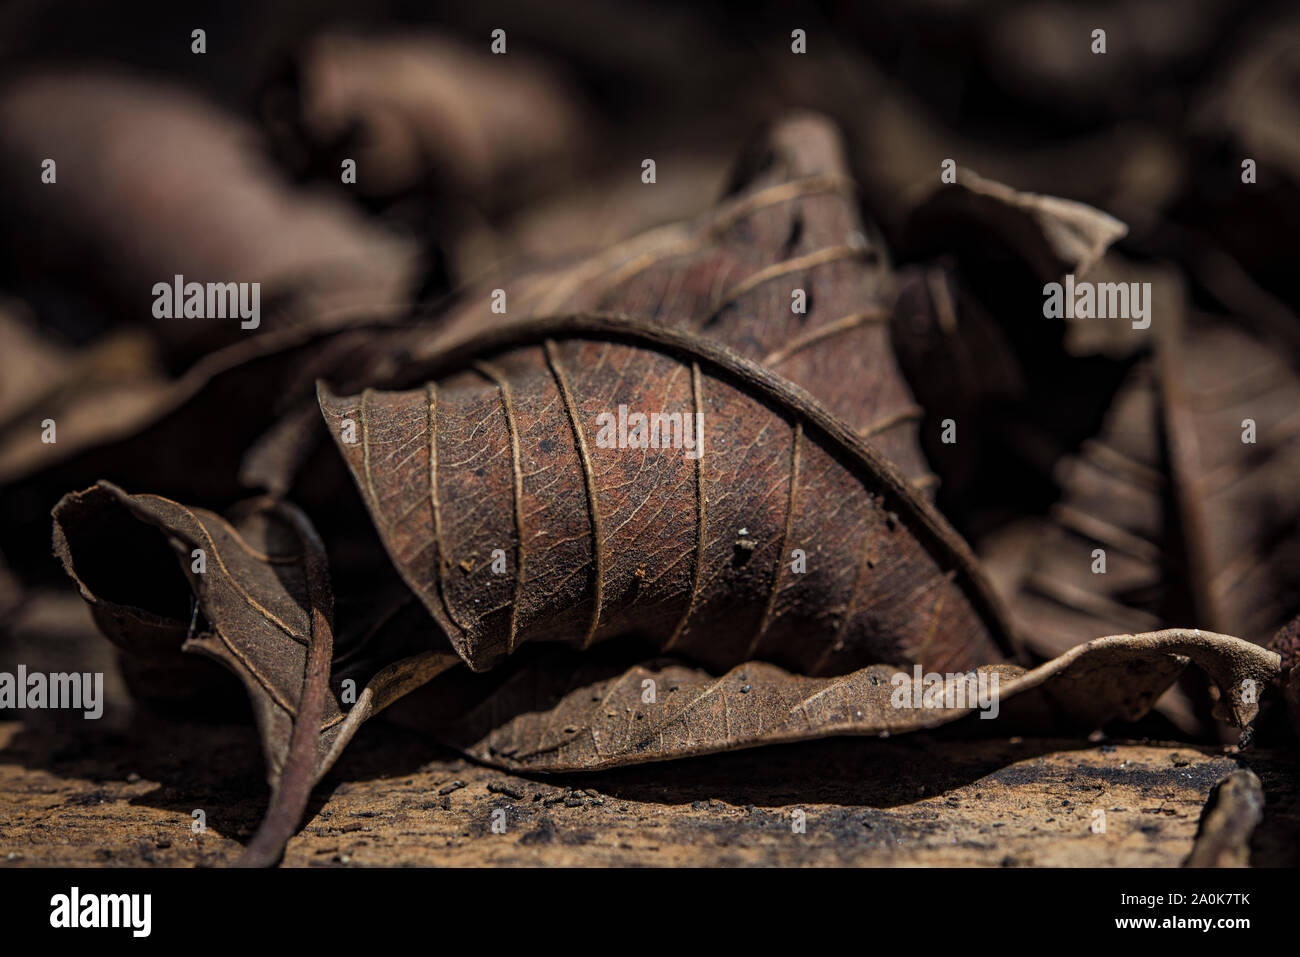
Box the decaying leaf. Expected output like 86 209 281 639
1000 315 1300 650
890 169 1139 527
950 174 1300 661
10 3 1300 877
51 287 1293 867
1160 316 1300 644
50 471 1282 864
991 360 1169 660
404 630 1276 774
51 480 458 853
319 315 1012 677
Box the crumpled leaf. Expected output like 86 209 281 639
990 360 1168 660
51 481 457 802
1160 316 1300 644
978 299 1300 744
420 629 1278 773
901 167 1128 282
0 315 428 600
319 315 1014 676
937 167 1300 659
889 169 1135 524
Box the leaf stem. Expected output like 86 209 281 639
236 501 335 868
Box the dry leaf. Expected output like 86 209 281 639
52 479 458 864
410 113 936 490
319 315 1012 677
425 630 1277 773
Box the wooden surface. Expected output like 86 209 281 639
2 594 1297 867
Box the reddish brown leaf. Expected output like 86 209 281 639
319 316 1014 677
408 114 936 491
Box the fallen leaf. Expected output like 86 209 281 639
319 315 1013 676
409 113 936 489
425 629 1277 772
51 480 458 850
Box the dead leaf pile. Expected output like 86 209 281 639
1 7 1298 868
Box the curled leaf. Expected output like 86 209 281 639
901 167 1128 282
319 315 1013 676
420 630 1279 773
52 480 458 862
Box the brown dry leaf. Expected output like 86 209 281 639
931 168 1300 661
0 318 416 603
319 315 1012 678
890 170 1136 515
411 112 935 490
991 360 1168 660
901 167 1129 283
423 629 1277 773
0 302 470 604
1161 316 1300 645
51 482 457 799
983 305 1300 717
